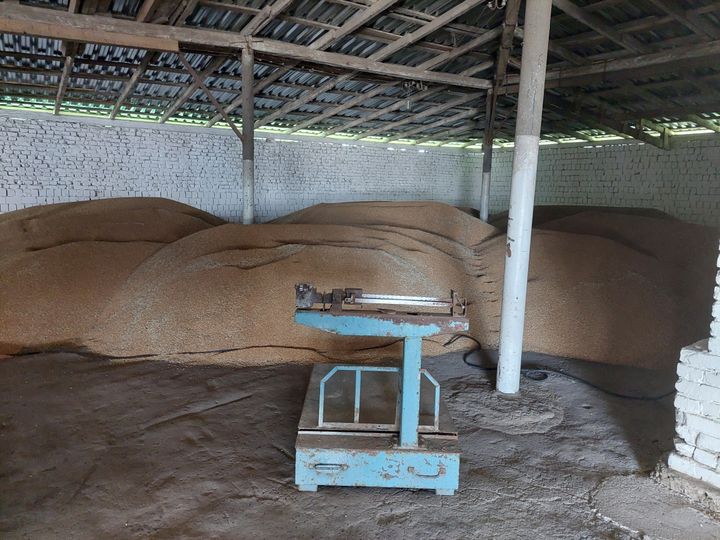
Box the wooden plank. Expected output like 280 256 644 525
323 86 447 136
384 108 479 141
504 39 720 88
135 0 164 22
285 24 500 133
552 0 652 54
368 0 485 61
416 26 502 70
287 82 390 134
688 114 720 133
238 0 295 36
645 0 720 40
176 52 243 139
109 51 158 119
159 55 227 122
0 4 491 90
310 0 401 49
357 92 482 140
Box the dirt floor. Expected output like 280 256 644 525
2 350 719 539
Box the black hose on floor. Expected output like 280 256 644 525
443 333 676 401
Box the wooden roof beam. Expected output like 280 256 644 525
358 92 482 140
322 86 447 136
255 0 481 129
238 0 295 37
645 0 720 41
176 51 243 139
0 4 491 90
159 55 227 123
367 0 486 61
383 108 479 141
503 39 720 90
551 0 652 54
288 25 502 134
688 114 720 133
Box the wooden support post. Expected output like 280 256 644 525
54 42 78 115
479 94 494 222
241 43 255 225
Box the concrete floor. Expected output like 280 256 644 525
1 350 718 539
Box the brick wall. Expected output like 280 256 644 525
0 112 479 222
1 110 719 226
490 139 720 227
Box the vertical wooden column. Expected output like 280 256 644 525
241 42 255 225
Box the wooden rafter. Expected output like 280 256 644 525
385 107 479 142
238 0 295 37
159 55 227 123
287 26 502 134
0 0 718 144
551 0 652 54
688 114 720 133
0 4 492 90
176 52 242 139
356 92 482 140
645 0 720 41
323 86 447 136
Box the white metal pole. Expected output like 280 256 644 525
496 0 552 394
242 43 255 225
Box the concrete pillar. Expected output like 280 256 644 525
496 0 553 395
241 43 255 225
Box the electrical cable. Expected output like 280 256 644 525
443 333 676 401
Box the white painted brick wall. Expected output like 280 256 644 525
710 245 720 355
670 338 720 489
490 140 720 227
1 110 719 227
0 112 481 222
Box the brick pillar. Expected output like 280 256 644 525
710 242 720 355
668 240 720 488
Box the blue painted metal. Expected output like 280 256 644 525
295 436 459 494
295 310 467 337
400 337 422 447
293 295 467 495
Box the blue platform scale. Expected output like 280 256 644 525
293 284 469 495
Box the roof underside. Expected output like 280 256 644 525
0 0 719 148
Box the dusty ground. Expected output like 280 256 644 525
2 350 718 539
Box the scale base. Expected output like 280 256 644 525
295 432 460 494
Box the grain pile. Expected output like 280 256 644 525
0 198 716 369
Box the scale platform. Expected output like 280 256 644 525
295 364 460 495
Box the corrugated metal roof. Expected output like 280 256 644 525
0 0 718 146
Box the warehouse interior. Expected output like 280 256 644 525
1 0 720 538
